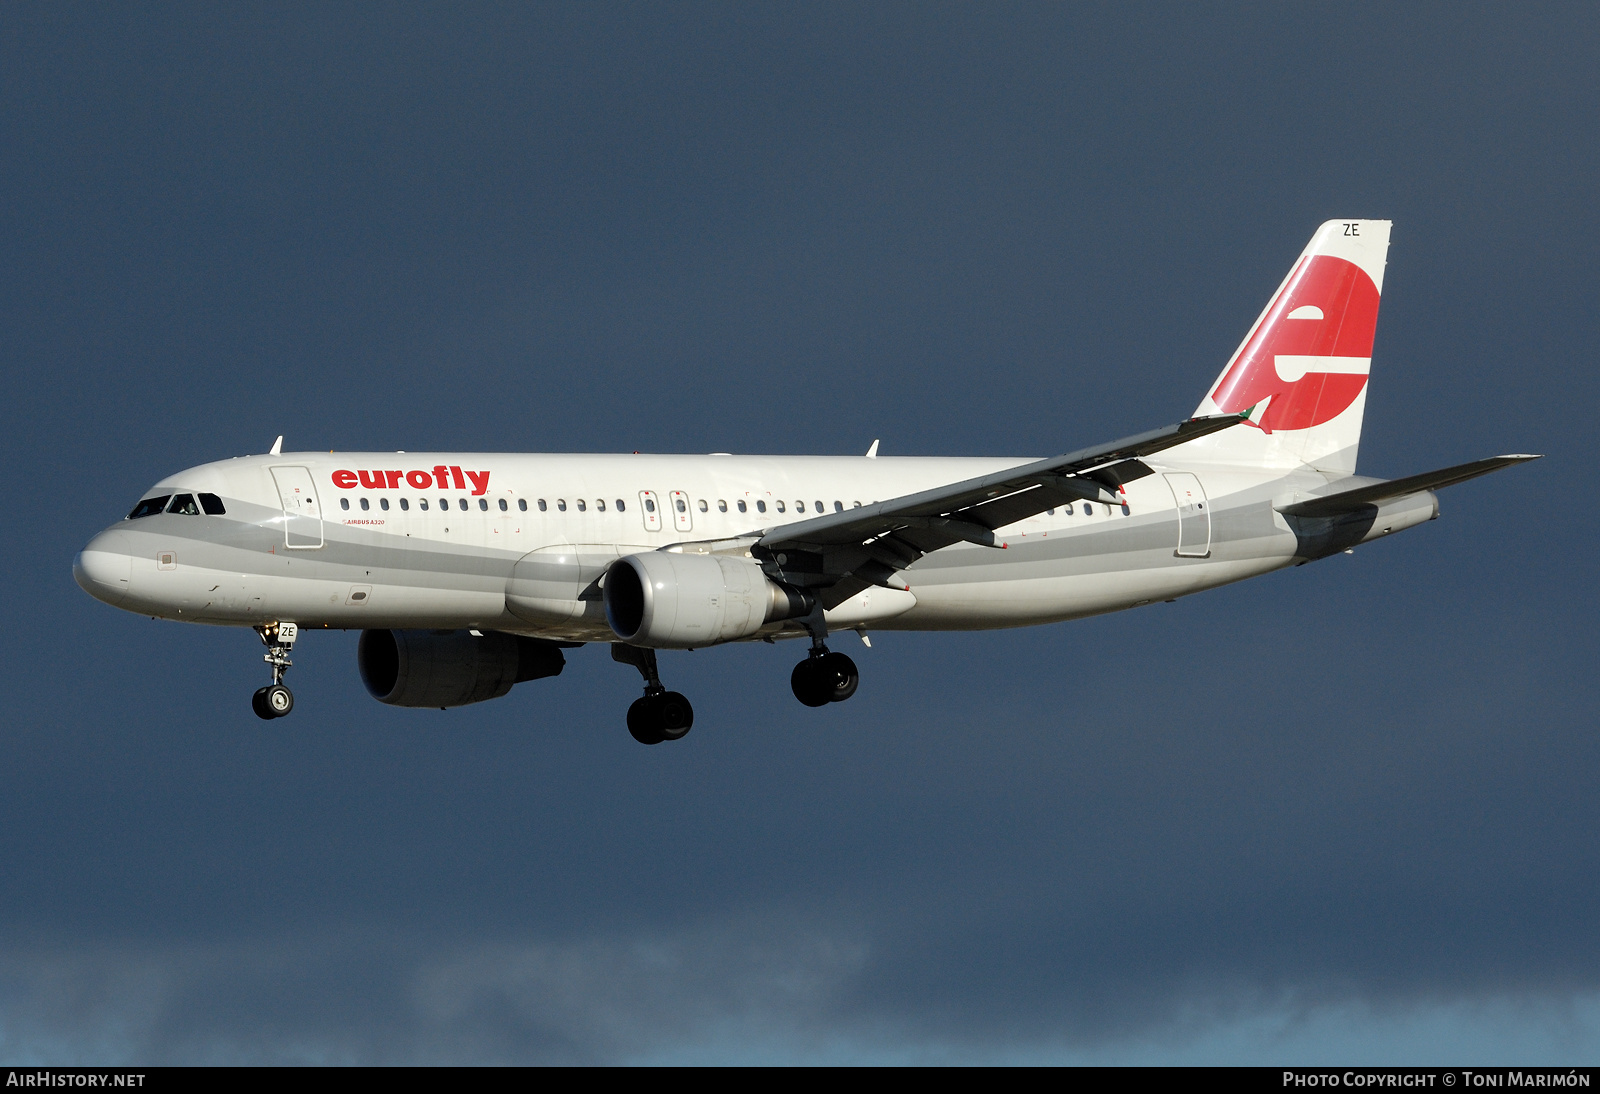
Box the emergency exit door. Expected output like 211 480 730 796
1164 473 1210 558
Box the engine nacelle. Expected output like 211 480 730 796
603 552 811 648
358 629 566 708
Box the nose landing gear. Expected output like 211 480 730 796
252 622 298 720
613 644 694 745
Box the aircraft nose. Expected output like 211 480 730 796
74 530 132 606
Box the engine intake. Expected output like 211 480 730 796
358 629 566 708
604 552 810 648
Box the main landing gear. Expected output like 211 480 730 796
612 645 694 745
252 622 298 720
791 642 859 708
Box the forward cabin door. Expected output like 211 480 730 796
1164 473 1210 558
270 466 324 549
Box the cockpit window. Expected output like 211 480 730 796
198 493 226 515
166 494 201 516
127 496 171 519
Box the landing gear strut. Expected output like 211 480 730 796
612 644 694 745
790 617 859 708
252 622 298 720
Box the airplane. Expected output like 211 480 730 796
73 220 1538 744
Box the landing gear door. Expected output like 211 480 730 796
269 466 324 549
1164 472 1210 558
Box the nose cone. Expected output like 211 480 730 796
75 530 132 607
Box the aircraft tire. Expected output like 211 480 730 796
659 692 694 740
790 659 832 708
820 652 859 703
627 695 666 745
252 687 274 720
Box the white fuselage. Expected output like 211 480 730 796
73 447 1436 645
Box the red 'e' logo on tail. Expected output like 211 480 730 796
1209 255 1380 432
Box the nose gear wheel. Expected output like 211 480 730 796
252 683 295 720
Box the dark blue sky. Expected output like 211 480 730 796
3 4 1597 1063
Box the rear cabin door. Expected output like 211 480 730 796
270 466 324 549
1164 472 1211 558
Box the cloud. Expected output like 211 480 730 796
5 920 1600 1064
0 912 870 1065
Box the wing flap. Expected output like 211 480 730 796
760 414 1247 554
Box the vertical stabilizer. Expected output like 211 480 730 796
1187 220 1391 474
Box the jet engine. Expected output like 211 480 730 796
358 629 567 708
604 552 811 648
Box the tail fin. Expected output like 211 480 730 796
1189 219 1392 474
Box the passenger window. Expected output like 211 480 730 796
439 497 449 510
756 500 767 513
718 500 727 512
518 499 527 512
853 501 861 508
199 493 226 515
795 501 805 513
577 499 586 512
737 500 747 513
478 498 488 511
340 498 350 511
1083 503 1093 515
360 498 370 511
380 498 390 511
459 498 468 511
420 498 429 511
616 499 625 512
645 498 656 513
597 499 606 512
814 500 823 513
834 501 843 512
538 499 547 511
167 494 200 516
499 498 508 511
126 496 171 519
558 500 567 512
697 499 707 512
775 501 785 513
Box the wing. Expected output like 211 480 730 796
1276 454 1542 518
757 413 1249 609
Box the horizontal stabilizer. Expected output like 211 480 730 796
1277 454 1541 518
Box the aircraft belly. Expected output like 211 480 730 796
889 500 1296 629
892 558 1286 629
